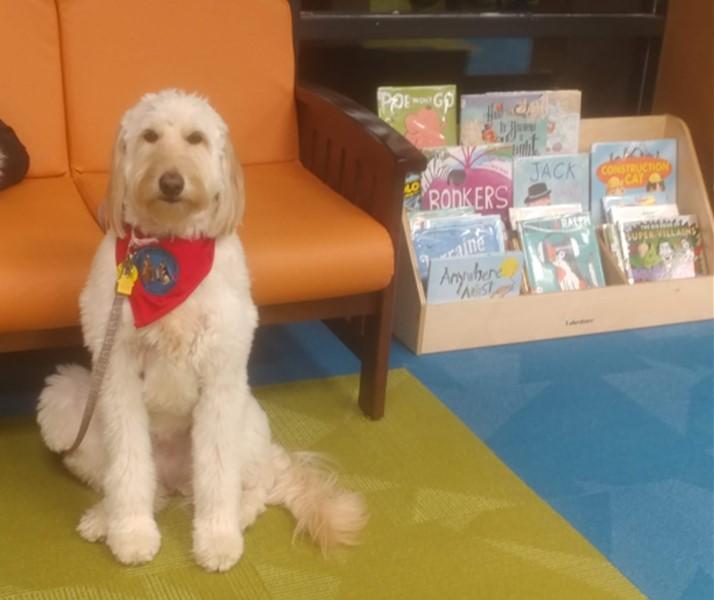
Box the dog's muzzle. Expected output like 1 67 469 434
158 170 185 202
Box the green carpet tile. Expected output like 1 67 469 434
0 369 644 599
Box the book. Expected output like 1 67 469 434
409 212 505 282
460 90 581 157
508 202 582 230
590 138 677 225
601 191 672 221
403 172 422 212
377 85 457 148
519 212 605 293
420 145 513 222
545 90 581 155
408 207 475 235
601 223 626 274
513 153 589 211
617 215 706 284
426 252 524 303
599 202 679 278
461 91 547 157
607 203 679 225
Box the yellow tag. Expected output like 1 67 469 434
116 262 139 296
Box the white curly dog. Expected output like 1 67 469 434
36 89 367 572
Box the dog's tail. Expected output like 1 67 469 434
36 364 92 453
267 444 368 553
36 364 104 491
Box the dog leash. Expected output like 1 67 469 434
64 257 138 454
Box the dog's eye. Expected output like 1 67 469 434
186 131 204 145
143 129 159 143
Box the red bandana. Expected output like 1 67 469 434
115 227 215 327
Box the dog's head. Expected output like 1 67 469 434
104 89 244 239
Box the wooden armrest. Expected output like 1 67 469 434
295 83 426 240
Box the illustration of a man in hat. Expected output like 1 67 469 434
524 182 552 206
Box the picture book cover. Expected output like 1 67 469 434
377 85 457 149
426 251 524 303
590 138 677 225
601 223 626 274
513 153 589 211
508 202 582 230
408 207 474 233
403 171 422 212
460 91 548 157
601 191 672 222
618 215 705 284
607 203 679 225
545 90 581 155
519 212 605 293
410 212 505 282
420 145 513 222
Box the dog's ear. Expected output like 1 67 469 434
101 126 128 238
216 133 245 236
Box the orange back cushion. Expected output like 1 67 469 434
57 0 299 174
0 0 68 177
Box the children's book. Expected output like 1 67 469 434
508 202 582 230
617 215 705 284
601 223 626 274
519 212 605 293
460 90 581 157
403 172 422 212
599 201 678 276
426 252 524 303
409 212 505 282
377 85 457 149
601 191 672 221
461 91 547 157
420 145 513 222
545 90 581 155
607 203 679 225
590 138 677 225
513 153 589 211
408 207 474 236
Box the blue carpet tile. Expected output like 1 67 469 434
248 319 713 600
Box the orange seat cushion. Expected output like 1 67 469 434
242 163 394 305
0 177 103 332
0 0 68 177
73 162 394 306
57 0 298 175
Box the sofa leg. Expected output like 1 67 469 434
356 308 391 420
324 288 395 420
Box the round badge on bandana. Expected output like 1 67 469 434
116 227 215 327
132 246 179 296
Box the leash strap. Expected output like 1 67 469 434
64 257 137 454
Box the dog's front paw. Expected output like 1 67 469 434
77 503 108 542
193 523 244 572
107 516 161 565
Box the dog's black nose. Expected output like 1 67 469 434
158 170 184 198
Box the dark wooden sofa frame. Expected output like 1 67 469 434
283 1 425 418
271 84 424 418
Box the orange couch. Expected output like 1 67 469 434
0 0 424 418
